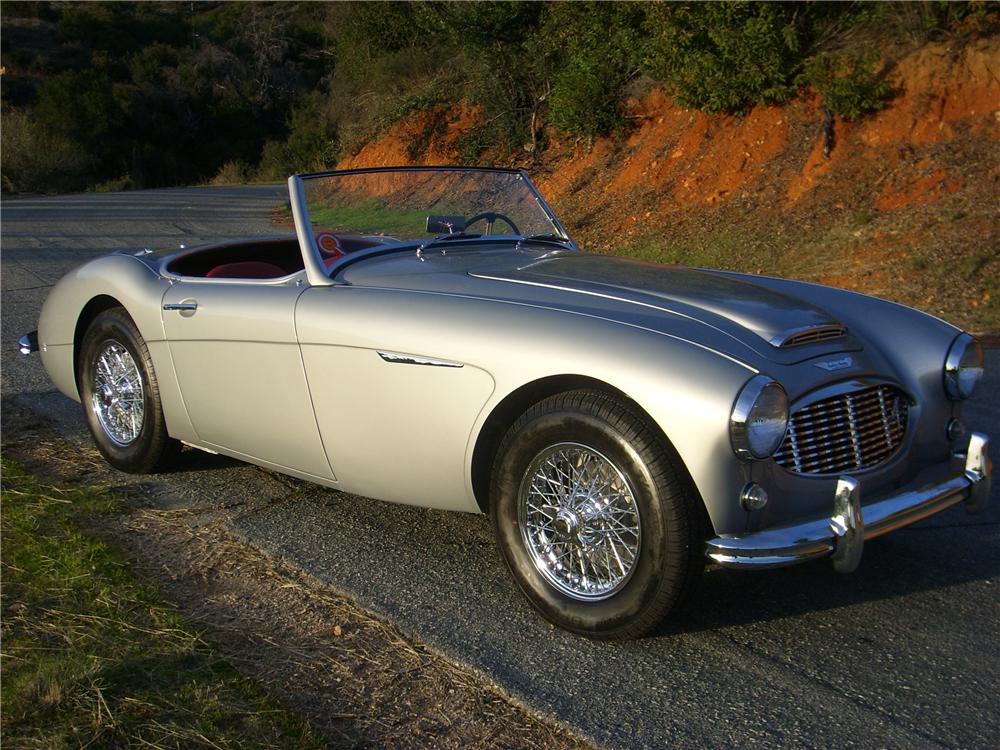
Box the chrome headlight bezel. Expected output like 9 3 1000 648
730 375 789 460
944 333 983 401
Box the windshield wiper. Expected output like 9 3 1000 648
515 233 573 250
417 231 572 259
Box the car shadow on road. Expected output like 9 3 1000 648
2 395 244 474
171 446 243 473
657 518 1000 636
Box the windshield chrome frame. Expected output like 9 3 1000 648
288 166 577 286
515 168 577 250
288 174 334 287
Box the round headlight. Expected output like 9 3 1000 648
944 333 983 400
730 375 789 460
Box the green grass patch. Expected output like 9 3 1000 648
621 229 787 276
307 200 430 238
0 457 323 749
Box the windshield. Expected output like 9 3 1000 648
298 168 567 261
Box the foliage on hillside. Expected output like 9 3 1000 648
2 1 333 192
3 1 994 194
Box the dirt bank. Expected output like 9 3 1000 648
339 37 1000 334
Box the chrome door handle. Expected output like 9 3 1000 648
163 302 198 311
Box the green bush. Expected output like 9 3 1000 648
1 1 978 192
34 66 125 150
435 1 548 156
540 2 643 139
641 1 803 113
257 95 339 179
801 52 892 120
0 108 95 194
209 161 251 186
549 56 626 140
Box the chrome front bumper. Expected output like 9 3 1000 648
706 433 992 571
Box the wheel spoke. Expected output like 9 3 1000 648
518 442 641 601
91 342 144 446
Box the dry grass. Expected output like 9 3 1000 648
0 458 324 749
1 405 593 750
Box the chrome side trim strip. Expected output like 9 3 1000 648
181 440 219 455
706 432 991 570
377 351 464 368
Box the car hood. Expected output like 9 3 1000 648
342 246 859 366
483 253 841 346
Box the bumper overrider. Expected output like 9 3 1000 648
19 330 39 356
706 433 992 572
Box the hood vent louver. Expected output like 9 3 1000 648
772 325 847 348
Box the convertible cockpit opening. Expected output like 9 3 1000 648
166 236 303 279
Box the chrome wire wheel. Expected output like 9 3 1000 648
90 340 145 447
518 442 642 601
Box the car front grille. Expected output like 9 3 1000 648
773 383 909 475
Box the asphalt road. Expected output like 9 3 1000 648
3 188 998 749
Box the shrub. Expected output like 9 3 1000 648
209 161 250 186
641 1 803 113
88 175 136 192
437 1 548 156
0 108 94 194
540 2 643 139
34 67 125 150
801 52 892 120
880 0 995 45
548 57 625 139
256 93 339 179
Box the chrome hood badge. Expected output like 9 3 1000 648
815 356 854 372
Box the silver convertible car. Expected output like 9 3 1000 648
22 167 991 639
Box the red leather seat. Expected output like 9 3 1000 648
205 261 285 279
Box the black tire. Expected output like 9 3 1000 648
78 307 180 473
490 390 704 640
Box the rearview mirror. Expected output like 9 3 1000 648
426 215 466 234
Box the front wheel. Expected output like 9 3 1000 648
490 390 704 639
78 307 180 473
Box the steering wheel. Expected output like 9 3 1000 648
463 211 520 236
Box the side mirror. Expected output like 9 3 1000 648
426 215 466 234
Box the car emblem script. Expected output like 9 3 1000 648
815 356 853 372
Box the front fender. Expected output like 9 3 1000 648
460 303 758 536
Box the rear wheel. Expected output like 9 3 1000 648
78 307 180 473
490 390 704 639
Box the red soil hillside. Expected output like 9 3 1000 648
339 37 1000 334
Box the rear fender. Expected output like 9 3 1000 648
38 254 195 441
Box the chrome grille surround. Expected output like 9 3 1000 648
772 325 848 348
773 382 909 475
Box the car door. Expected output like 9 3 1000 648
294 285 496 512
161 279 334 480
